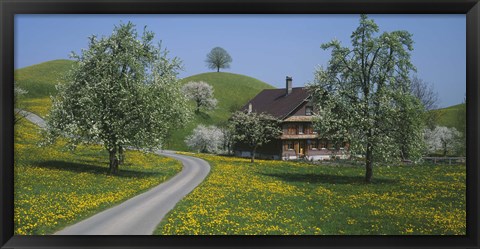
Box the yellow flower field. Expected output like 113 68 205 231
20 97 51 118
156 152 466 235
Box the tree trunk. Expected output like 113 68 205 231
109 148 119 175
251 146 257 163
400 146 407 161
217 67 220 72
365 143 373 183
118 146 125 165
196 100 201 113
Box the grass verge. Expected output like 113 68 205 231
155 153 465 235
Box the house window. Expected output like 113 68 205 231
310 140 318 150
306 106 313 116
328 142 335 150
298 124 304 134
287 125 296 135
304 125 313 134
321 140 328 149
286 141 294 150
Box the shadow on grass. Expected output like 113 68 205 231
260 172 398 185
195 111 211 120
33 160 159 178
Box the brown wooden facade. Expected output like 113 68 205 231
235 101 348 161
234 77 348 161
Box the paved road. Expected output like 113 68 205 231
18 110 211 235
55 151 210 235
17 109 46 129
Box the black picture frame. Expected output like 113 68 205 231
1 0 479 248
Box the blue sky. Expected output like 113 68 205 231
15 14 465 108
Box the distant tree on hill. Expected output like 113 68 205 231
182 81 218 113
205 47 232 72
229 111 282 163
43 22 191 174
185 124 224 153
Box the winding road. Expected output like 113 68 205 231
19 110 211 235
56 151 210 235
18 109 46 129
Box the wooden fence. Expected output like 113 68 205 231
422 157 466 165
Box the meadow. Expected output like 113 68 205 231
14 120 182 235
156 153 466 235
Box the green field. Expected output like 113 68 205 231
14 119 182 235
156 153 466 235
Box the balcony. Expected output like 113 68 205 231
283 116 314 122
280 134 319 139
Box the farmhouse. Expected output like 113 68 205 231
234 76 348 161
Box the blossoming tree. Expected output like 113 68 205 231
185 124 224 153
308 15 425 183
229 111 282 163
44 22 191 174
182 81 218 113
424 126 462 156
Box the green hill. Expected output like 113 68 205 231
15 60 75 99
431 103 465 131
167 72 274 150
14 60 274 151
15 60 75 117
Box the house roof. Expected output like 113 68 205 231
242 87 310 119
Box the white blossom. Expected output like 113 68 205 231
308 14 424 182
185 125 224 154
424 126 462 156
44 22 191 174
182 81 218 113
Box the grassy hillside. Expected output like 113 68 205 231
15 60 75 117
165 72 274 150
431 103 465 131
15 60 75 100
181 72 274 114
14 61 274 151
